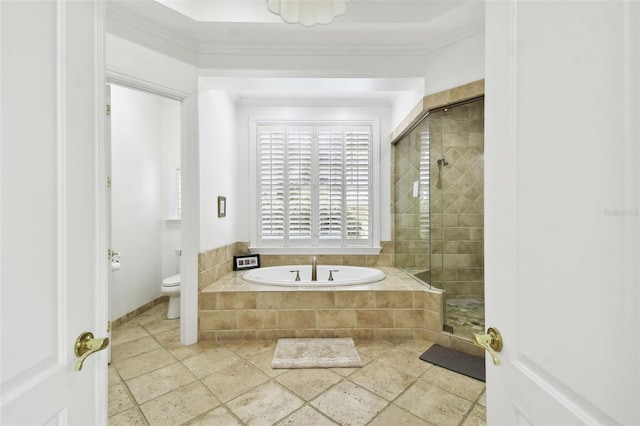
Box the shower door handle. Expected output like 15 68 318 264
473 327 503 366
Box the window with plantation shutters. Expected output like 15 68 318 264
345 128 370 241
287 127 313 241
258 125 285 240
318 128 343 241
255 122 373 249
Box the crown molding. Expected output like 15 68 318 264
196 19 484 57
106 4 199 56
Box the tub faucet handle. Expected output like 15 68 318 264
290 270 301 281
328 270 339 281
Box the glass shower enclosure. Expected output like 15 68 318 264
393 98 485 339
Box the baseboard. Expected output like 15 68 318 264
111 295 169 329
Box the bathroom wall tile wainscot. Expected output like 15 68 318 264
198 242 249 291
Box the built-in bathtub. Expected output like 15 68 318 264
242 265 385 287
198 266 484 357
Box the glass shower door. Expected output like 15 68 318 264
434 100 485 338
393 117 432 287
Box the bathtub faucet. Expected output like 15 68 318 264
311 256 317 281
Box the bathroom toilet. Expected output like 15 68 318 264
161 274 181 319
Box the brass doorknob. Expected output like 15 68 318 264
74 331 109 371
473 327 503 366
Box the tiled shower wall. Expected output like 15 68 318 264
430 101 484 298
393 119 431 274
393 97 484 298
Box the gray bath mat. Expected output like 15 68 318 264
272 338 363 369
419 344 485 382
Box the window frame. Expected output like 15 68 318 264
249 119 381 255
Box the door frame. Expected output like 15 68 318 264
104 71 199 345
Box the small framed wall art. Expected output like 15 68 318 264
233 254 260 271
218 196 226 217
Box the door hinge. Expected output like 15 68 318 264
106 104 111 116
107 321 112 333
107 176 111 188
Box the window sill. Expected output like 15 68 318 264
249 246 382 256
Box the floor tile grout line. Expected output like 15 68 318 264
110 306 485 425
110 358 151 424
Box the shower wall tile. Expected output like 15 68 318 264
443 254 469 267
458 241 483 254
469 255 484 267
414 255 429 268
457 214 483 227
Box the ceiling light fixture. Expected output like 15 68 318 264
267 0 349 27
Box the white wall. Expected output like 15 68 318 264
390 91 425 134
111 85 181 319
236 103 392 243
198 90 240 251
161 101 183 279
423 32 485 96
106 29 201 343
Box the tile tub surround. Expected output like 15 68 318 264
198 241 395 292
198 242 250 291
199 267 483 357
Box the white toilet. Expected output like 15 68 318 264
161 274 181 319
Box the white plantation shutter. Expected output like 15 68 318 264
256 122 372 248
258 125 285 242
286 126 313 242
317 128 343 241
345 127 371 242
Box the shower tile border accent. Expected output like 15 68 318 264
390 79 485 144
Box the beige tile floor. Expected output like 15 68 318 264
109 303 486 426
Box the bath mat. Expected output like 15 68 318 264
272 338 363 369
419 344 485 382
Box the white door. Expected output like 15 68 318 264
485 1 639 425
1 1 108 424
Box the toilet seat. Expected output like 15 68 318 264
162 274 181 287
